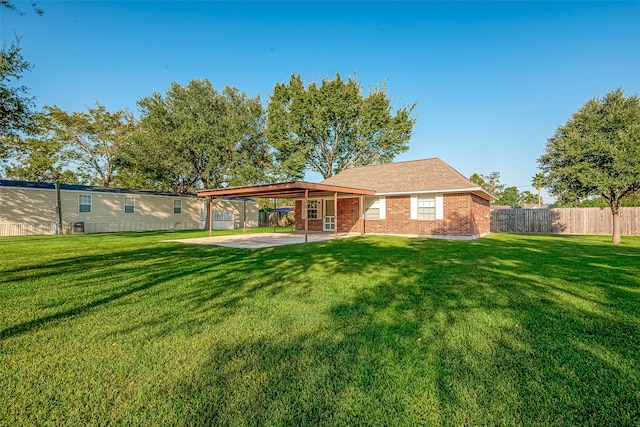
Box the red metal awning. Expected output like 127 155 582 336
197 181 374 242
197 181 375 199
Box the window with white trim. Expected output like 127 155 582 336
173 199 182 214
417 195 436 220
78 194 92 213
364 197 386 220
306 200 318 219
213 210 233 221
124 196 135 214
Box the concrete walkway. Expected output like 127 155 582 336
169 232 356 249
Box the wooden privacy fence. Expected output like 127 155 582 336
491 207 640 236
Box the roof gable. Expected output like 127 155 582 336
320 158 491 199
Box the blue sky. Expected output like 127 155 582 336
3 1 640 201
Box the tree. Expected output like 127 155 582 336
119 79 268 193
495 186 521 206
4 102 133 185
0 40 34 161
483 171 504 195
531 172 545 207
520 190 538 205
266 73 416 180
44 103 136 187
539 88 640 243
469 173 487 190
4 110 79 183
470 171 505 204
1 0 43 15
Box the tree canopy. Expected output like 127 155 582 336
0 40 34 160
539 88 640 243
495 186 521 206
266 73 416 180
118 79 268 193
5 102 136 186
1 0 43 15
4 110 78 183
52 103 135 187
531 172 545 207
470 171 539 206
470 171 508 204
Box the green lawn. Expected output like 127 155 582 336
1 230 639 426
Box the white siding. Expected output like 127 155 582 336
0 183 258 236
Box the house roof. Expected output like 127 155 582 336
321 158 494 200
197 181 375 199
0 179 204 199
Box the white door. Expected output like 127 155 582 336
324 199 335 231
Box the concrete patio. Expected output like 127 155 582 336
169 232 356 249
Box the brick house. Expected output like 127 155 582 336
294 158 493 239
198 158 493 240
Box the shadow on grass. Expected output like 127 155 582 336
172 235 640 425
1 233 639 425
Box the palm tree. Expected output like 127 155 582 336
531 173 545 207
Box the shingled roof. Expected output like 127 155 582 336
321 158 493 200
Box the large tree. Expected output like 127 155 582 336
5 102 134 186
4 110 79 183
119 79 268 193
0 40 34 161
46 103 136 187
539 88 640 243
266 73 416 180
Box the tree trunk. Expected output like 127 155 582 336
610 201 621 244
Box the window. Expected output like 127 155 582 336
306 200 318 219
200 202 208 221
124 196 135 214
364 197 385 220
325 200 335 217
78 194 92 213
213 210 233 221
173 199 182 214
411 194 443 220
417 195 436 220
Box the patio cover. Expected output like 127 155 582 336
197 181 375 242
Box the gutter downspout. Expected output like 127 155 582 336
304 189 309 243
243 198 247 234
209 196 213 237
334 192 338 240
55 182 63 234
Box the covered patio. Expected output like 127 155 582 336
197 181 375 243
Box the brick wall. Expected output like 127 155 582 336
294 200 324 232
295 193 490 238
336 197 360 232
470 194 491 235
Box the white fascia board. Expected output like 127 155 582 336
375 187 481 195
375 187 495 199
